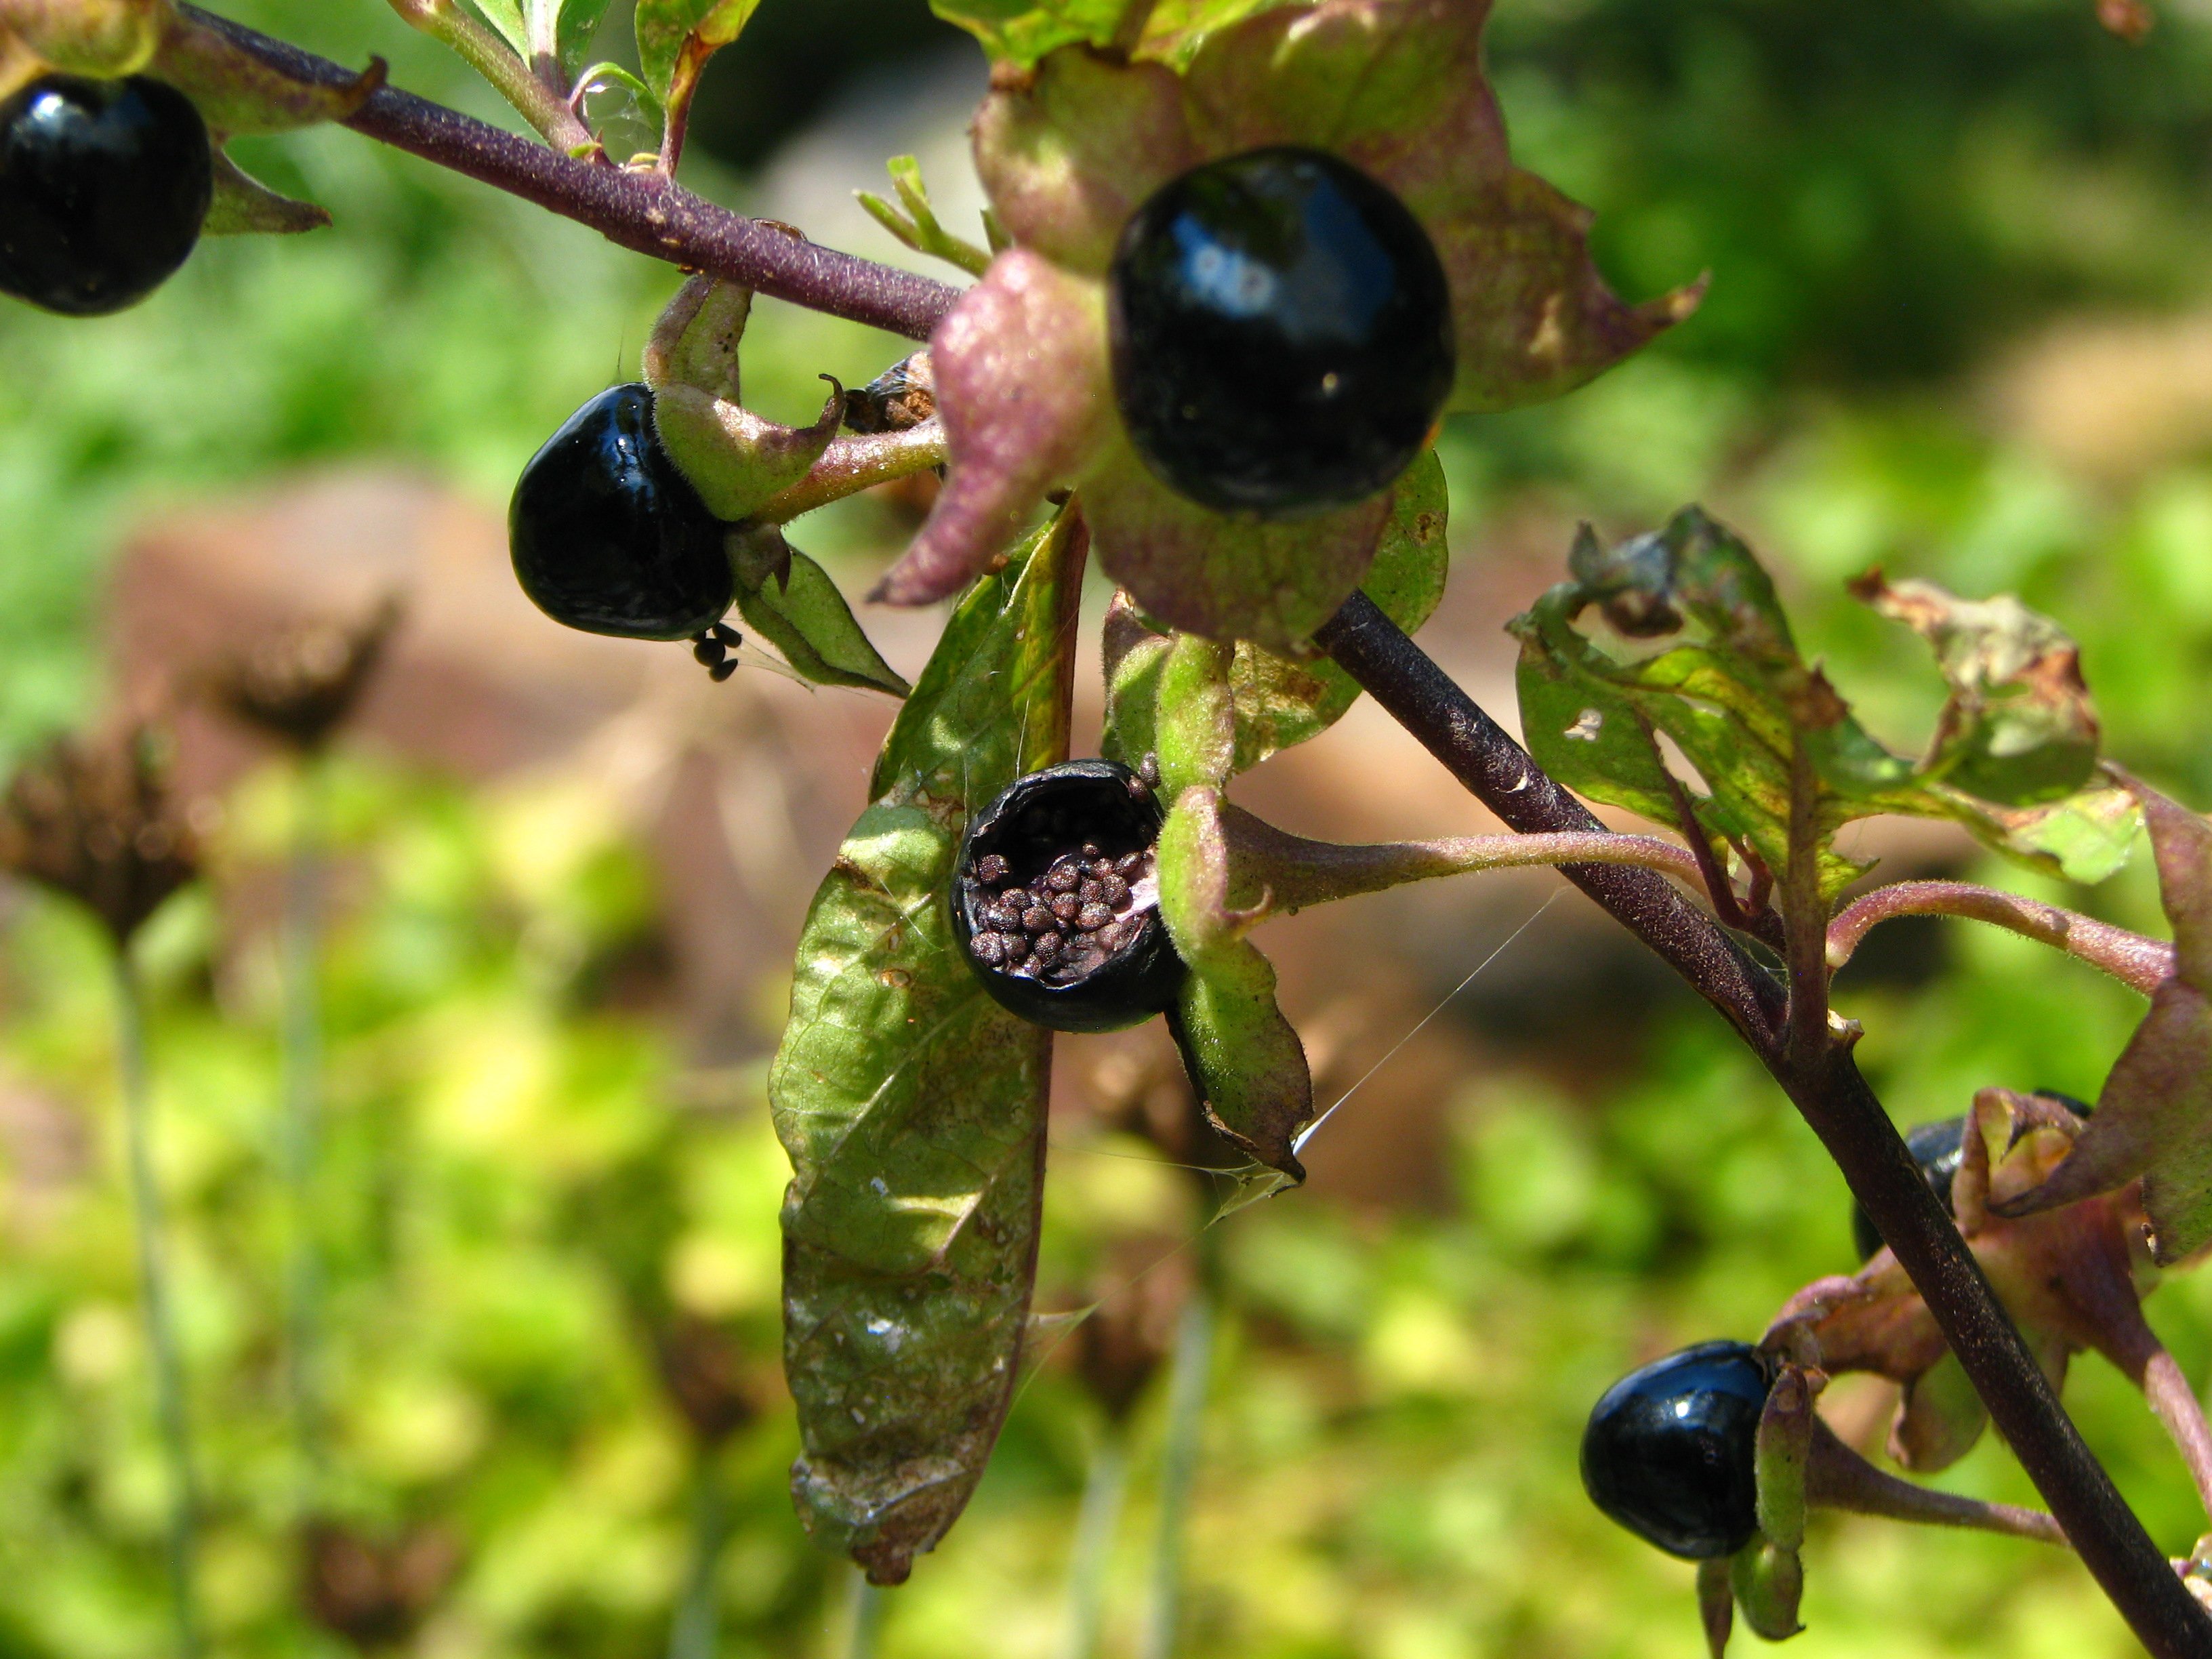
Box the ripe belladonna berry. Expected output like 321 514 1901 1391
951 760 1187 1034
510 383 734 645
1580 1340 1773 1560
1107 146 1454 518
0 74 213 317
1849 1114 1968 1263
1847 1091 2091 1261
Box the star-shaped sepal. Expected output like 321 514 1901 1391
876 0 1702 652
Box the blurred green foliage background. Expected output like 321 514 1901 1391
3 0 2212 1654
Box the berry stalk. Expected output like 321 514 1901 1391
1313 590 2212 1659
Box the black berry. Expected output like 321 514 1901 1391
0 75 213 317
1107 146 1454 517
951 760 1186 1034
1848 1091 2091 1261
1580 1340 1772 1561
509 384 733 640
1849 1115 1968 1263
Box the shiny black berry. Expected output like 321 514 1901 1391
1107 146 1454 518
1580 1340 1772 1561
952 760 1186 1034
509 383 733 640
0 74 213 317
1849 1115 1968 1263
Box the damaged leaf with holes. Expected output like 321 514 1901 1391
768 510 1082 1584
1510 507 2138 905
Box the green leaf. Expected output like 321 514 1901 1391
1155 783 1313 1179
928 0 1306 67
1510 508 2134 903
467 0 531 57
857 156 994 278
730 530 910 698
926 0 1125 64
202 150 329 237
1168 936 1312 1181
1229 449 1448 771
769 508 1082 1583
1998 775 2212 1264
1853 573 2099 807
634 0 762 102
552 0 617 74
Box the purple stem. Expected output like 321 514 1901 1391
176 7 966 342
1313 592 2212 1659
1829 879 2173 997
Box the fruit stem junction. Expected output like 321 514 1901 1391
1313 590 2212 1659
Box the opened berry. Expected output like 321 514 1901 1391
1107 146 1454 517
510 384 733 642
0 75 213 317
1580 1340 1771 1560
951 760 1186 1034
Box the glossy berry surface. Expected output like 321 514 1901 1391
1580 1340 1771 1560
1108 146 1454 517
1850 1114 1968 1262
952 760 1185 1034
509 383 733 640
0 74 213 317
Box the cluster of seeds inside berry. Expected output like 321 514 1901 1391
965 843 1152 984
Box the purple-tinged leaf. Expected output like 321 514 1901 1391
1082 436 1393 652
1180 0 1702 411
973 48 1196 273
1999 776 2212 1263
1769 1088 2168 1471
876 250 1110 605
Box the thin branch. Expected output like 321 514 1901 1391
1804 1417 2067 1544
757 423 948 525
279 761 327 1502
1141 1288 1212 1659
1782 739 1830 1071
112 950 204 1659
1062 1433 1129 1659
177 7 966 342
1828 880 2172 998
1215 805 1706 913
1313 591 2212 1659
380 0 594 152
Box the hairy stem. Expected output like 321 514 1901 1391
2146 1352 2212 1522
1062 1433 1130 1659
178 7 965 342
280 761 327 1503
1829 880 2172 996
1313 592 2212 1659
380 0 593 151
1782 740 1831 1069
1216 802 1705 914
1141 1289 1212 1659
113 950 204 1659
1804 1416 2066 1544
758 424 949 525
